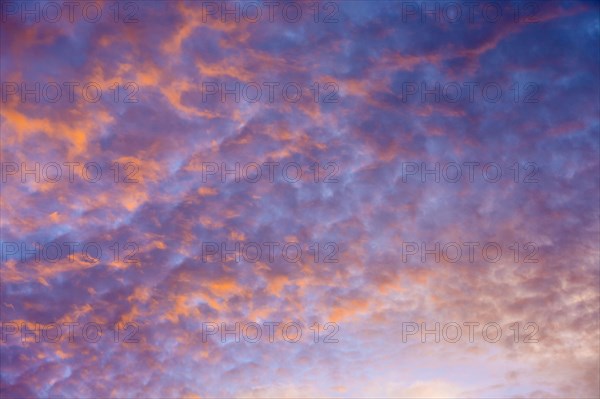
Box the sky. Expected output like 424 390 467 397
0 0 599 398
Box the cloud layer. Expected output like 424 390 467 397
1 1 599 397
